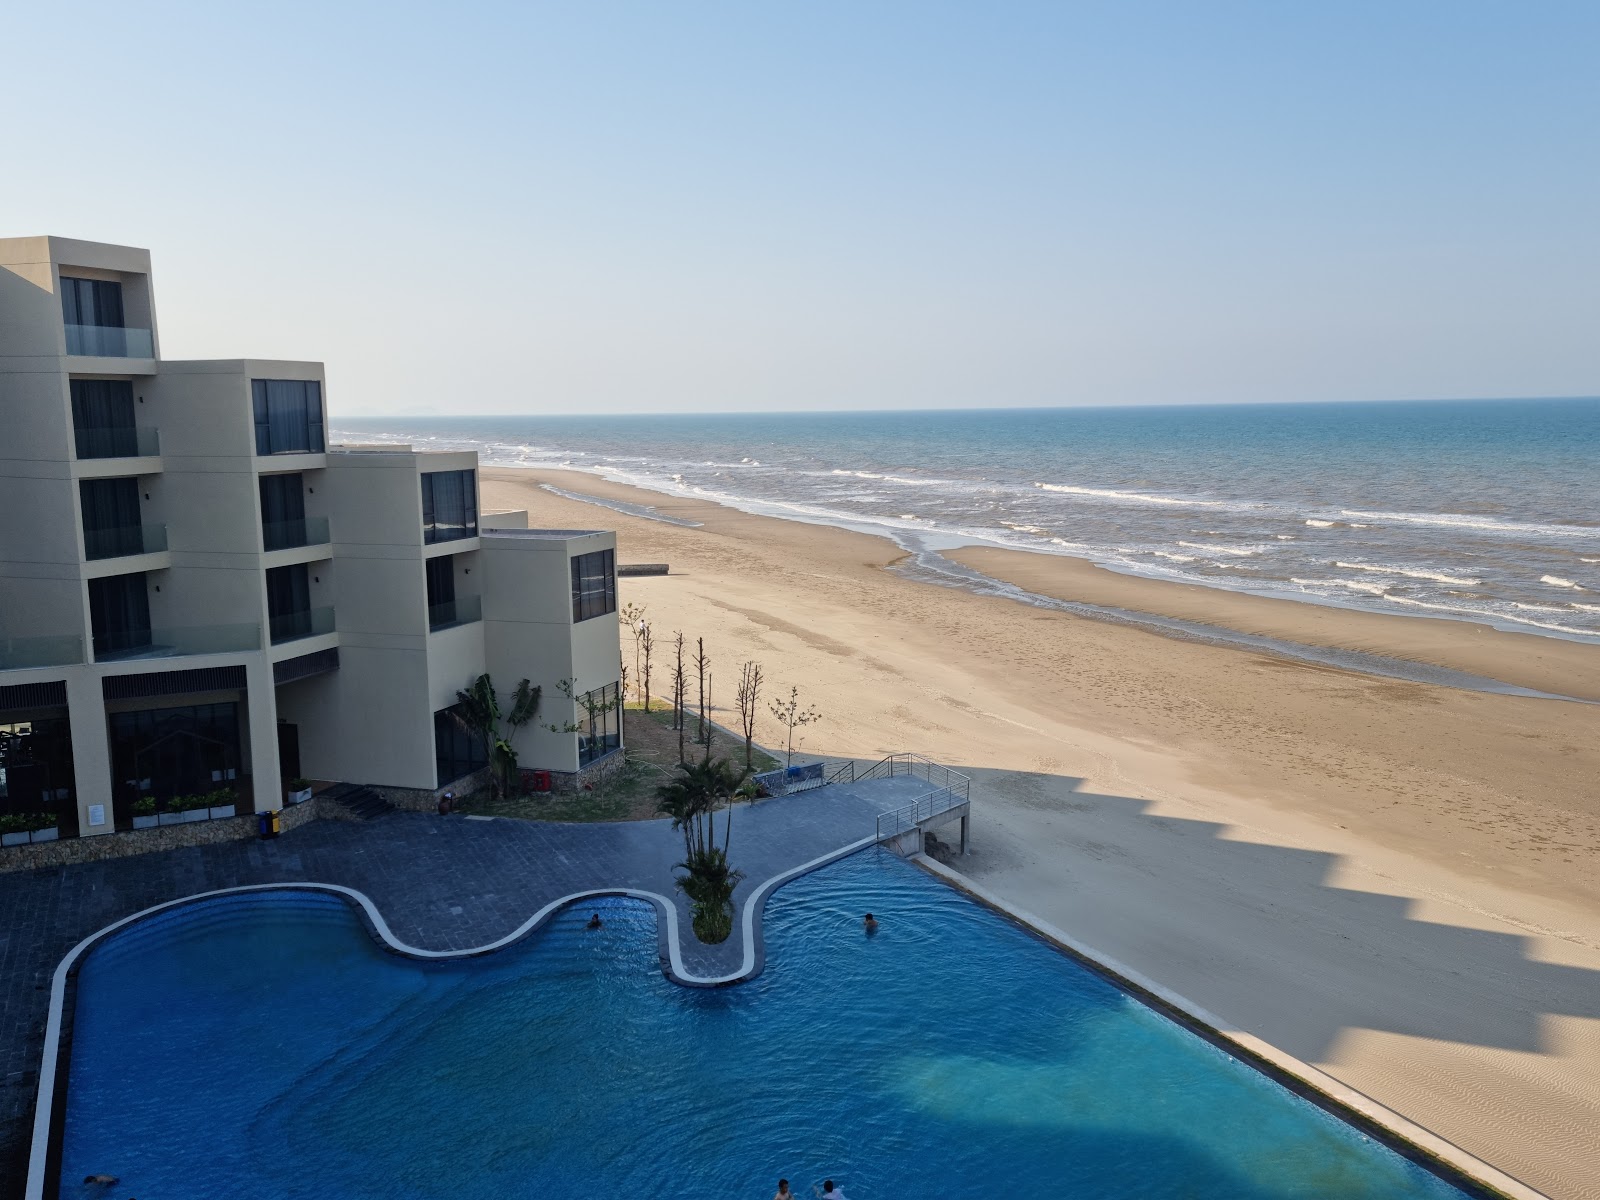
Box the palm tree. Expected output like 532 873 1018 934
656 756 750 942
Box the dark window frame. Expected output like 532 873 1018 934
577 682 621 767
251 379 325 456
434 703 489 787
569 549 616 623
420 470 478 545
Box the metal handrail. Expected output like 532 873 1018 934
875 783 968 840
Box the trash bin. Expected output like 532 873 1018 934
257 810 280 839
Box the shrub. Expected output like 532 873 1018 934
287 778 312 792
0 811 58 834
133 796 157 816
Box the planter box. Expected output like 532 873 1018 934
180 808 210 823
132 814 159 830
30 827 59 843
287 788 313 806
209 804 236 819
158 812 183 827
1 831 28 848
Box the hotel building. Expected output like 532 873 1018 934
0 236 621 846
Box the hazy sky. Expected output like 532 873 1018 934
5 2 1597 415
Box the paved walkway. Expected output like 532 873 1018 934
0 775 933 1194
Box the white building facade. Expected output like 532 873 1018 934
0 236 621 845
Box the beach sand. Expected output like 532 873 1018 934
484 466 1600 1198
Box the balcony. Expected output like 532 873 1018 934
0 634 84 671
428 594 483 632
83 523 167 561
94 622 260 662
269 605 335 646
65 323 155 358
262 516 331 553
74 425 160 461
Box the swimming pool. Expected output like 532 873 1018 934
55 851 1475 1198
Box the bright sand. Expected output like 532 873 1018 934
483 467 1600 1199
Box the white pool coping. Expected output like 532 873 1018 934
912 854 1547 1200
24 835 879 1199
26 837 1540 1199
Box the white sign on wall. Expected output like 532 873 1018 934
88 804 106 827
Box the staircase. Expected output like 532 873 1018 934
321 783 395 821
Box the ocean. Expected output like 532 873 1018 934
333 398 1600 645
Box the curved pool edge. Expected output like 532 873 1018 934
911 854 1548 1200
25 833 880 1200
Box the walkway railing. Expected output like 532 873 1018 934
875 784 969 841
834 752 971 796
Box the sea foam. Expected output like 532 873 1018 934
1334 562 1480 586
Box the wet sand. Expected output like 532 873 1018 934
483 465 1600 1198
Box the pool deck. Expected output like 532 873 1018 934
0 775 931 1196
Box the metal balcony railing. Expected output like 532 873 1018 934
83 523 167 561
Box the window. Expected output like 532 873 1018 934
570 549 616 622
434 704 489 787
251 380 325 455
79 478 144 559
108 702 240 823
266 563 312 642
259 473 306 551
421 470 478 544
89 572 152 659
60 277 124 328
70 380 138 458
577 682 621 767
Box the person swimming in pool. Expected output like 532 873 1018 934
586 913 603 930
814 1181 849 1199
773 1179 794 1199
863 913 878 934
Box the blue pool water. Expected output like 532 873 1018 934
59 853 1473 1199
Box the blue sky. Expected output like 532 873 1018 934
5 2 1597 414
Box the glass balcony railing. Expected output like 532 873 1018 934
83 523 167 561
428 594 483 632
64 323 155 358
74 425 160 460
0 634 84 670
261 516 331 552
269 605 335 645
93 622 260 662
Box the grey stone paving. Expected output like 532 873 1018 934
0 775 932 1195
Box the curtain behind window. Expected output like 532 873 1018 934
70 381 136 457
79 478 143 558
88 572 151 656
60 277 125 328
259 474 305 549
251 380 325 454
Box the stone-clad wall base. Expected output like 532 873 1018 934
371 766 493 813
0 813 260 873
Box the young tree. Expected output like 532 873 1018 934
735 660 764 771
767 685 821 769
656 756 750 943
620 601 648 702
639 622 655 713
693 637 710 756
671 631 687 762
451 674 542 800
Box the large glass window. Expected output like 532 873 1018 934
70 380 138 459
79 477 145 560
570 549 616 623
577 682 621 767
109 702 241 825
251 380 325 455
60 277 124 328
421 470 478 544
259 473 307 551
89 572 152 659
434 703 489 787
0 718 76 825
266 563 312 642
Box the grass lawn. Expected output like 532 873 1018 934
458 702 782 824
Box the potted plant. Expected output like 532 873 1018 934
208 787 237 819
179 793 210 823
157 796 185 826
132 796 159 829
285 778 313 805
0 812 58 846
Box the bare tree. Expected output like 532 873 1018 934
620 602 647 703
619 657 628 743
639 622 655 713
693 637 711 760
767 685 821 768
671 631 687 762
735 661 764 771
